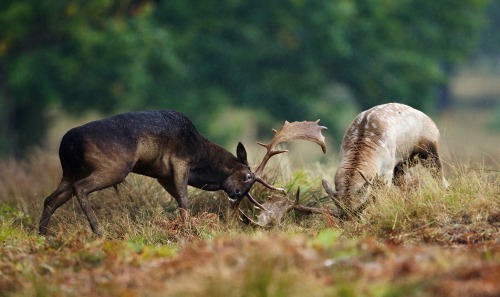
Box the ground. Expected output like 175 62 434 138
1 91 499 296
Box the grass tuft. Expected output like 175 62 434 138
0 149 499 296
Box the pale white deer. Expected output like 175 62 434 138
322 103 449 219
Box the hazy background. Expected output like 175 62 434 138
1 0 498 164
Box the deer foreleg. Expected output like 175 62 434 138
159 158 191 219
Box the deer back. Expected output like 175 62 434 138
60 111 221 178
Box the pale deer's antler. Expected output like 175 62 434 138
252 120 327 191
356 168 373 186
240 186 342 228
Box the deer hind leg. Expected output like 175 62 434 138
72 170 129 236
394 148 426 186
419 141 449 189
39 178 74 235
392 162 405 187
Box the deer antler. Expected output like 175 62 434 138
238 120 327 225
291 186 328 215
253 120 327 191
356 168 373 186
239 186 342 228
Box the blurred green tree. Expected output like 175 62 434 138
0 0 490 156
153 0 489 134
476 0 500 58
475 0 500 130
0 0 181 156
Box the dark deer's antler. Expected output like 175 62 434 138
240 186 342 228
239 120 327 223
252 120 327 192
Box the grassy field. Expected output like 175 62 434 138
1 106 499 296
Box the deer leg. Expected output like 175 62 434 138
72 171 129 236
158 159 190 219
39 178 74 235
393 153 421 188
173 163 190 221
157 178 181 206
157 178 189 221
419 142 449 189
393 163 405 187
162 169 188 210
421 143 441 171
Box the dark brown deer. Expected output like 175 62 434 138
322 103 449 219
39 110 327 236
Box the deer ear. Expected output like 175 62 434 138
236 142 249 165
322 179 337 198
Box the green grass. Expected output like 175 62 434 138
0 148 499 297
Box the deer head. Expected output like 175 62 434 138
321 169 376 219
234 120 328 223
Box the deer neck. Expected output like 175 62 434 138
335 152 378 207
187 139 240 189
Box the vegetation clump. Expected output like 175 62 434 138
0 149 498 296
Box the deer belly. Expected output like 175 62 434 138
132 159 171 179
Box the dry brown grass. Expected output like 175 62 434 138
1 105 499 296
0 145 497 245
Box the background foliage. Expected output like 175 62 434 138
0 0 492 156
